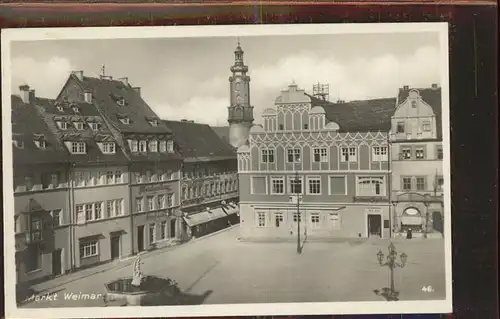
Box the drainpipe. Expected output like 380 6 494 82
129 164 135 256
68 162 76 272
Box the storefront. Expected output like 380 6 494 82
182 201 239 239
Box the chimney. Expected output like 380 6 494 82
84 92 93 103
403 85 409 90
19 85 31 103
132 87 141 96
431 83 439 89
118 77 129 86
71 70 84 81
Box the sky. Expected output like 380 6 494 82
10 32 442 126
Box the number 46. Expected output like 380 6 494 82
422 285 434 292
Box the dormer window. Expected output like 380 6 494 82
57 106 64 112
422 120 431 132
117 98 126 107
159 140 167 152
396 122 405 133
139 140 147 152
57 121 69 130
89 122 100 131
149 140 158 152
119 118 130 125
13 140 24 149
128 140 138 152
72 106 80 113
69 142 86 154
74 122 84 130
35 140 47 149
102 142 116 154
167 140 174 153
148 119 158 127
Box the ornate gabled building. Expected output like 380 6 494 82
12 87 71 285
39 83 132 270
163 120 239 239
390 84 444 237
56 71 183 254
227 41 254 148
237 82 396 240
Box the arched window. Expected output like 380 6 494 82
356 177 385 196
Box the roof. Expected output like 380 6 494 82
37 96 129 165
75 75 172 134
11 95 70 166
308 94 397 132
163 120 236 161
211 126 231 144
398 87 442 139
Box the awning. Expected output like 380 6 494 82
223 205 240 216
401 216 423 225
183 207 228 227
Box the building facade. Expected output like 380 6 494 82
12 89 71 285
227 42 254 149
390 85 444 237
164 120 239 240
56 71 183 254
237 83 396 240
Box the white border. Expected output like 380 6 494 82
2 22 452 318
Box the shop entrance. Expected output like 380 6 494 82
367 214 382 237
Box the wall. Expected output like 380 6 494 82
229 122 252 149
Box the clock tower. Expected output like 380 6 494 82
228 40 254 148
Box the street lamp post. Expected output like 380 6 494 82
423 194 430 239
377 242 408 301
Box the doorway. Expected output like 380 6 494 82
367 214 382 237
137 226 145 252
170 219 176 239
432 211 444 234
52 249 62 276
110 235 120 260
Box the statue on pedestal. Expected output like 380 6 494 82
131 256 143 287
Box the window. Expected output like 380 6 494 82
357 177 385 196
415 147 425 159
271 177 284 194
287 148 301 163
313 148 328 163
149 223 156 244
396 121 405 133
261 149 275 163
102 142 116 154
95 202 103 219
52 209 62 227
329 176 346 195
74 122 84 130
167 140 174 153
422 121 431 132
85 202 103 221
75 172 85 187
157 194 165 209
79 240 98 259
114 171 122 183
139 140 147 152
275 212 284 227
135 172 143 184
129 140 138 152
372 146 388 161
159 141 167 152
257 212 266 227
89 122 100 131
57 121 69 130
436 146 443 160
136 197 144 212
30 216 43 242
24 175 33 191
160 221 167 240
147 196 154 211
341 147 357 162
401 147 412 160
167 194 173 207
311 213 320 228
116 199 123 216
436 177 444 191
13 139 24 149
402 177 412 191
35 140 47 149
120 118 130 125
71 142 86 154
330 213 341 229
411 100 417 108
149 140 158 152
76 205 85 223
251 176 267 194
25 246 42 272
57 106 64 112
288 176 303 194
416 177 426 191
41 173 51 189
107 171 114 184
117 98 126 106
293 213 302 223
51 173 59 187
307 177 321 195
149 119 158 127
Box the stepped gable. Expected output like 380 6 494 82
163 120 236 162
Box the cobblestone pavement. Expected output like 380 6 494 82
19 227 447 308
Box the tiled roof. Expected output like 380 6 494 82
211 126 231 144
38 96 129 165
11 95 69 166
163 121 236 160
77 75 172 134
398 87 442 139
308 94 397 132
